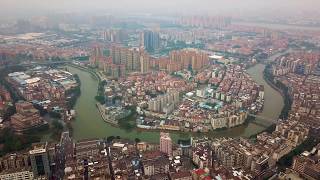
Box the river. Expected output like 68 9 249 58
66 63 284 143
234 21 320 31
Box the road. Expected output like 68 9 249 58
53 131 74 179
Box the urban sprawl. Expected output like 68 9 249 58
0 15 320 180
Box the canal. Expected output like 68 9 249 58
67 63 284 143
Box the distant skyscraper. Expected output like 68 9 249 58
111 45 122 65
143 30 160 53
93 45 103 58
160 132 172 156
90 45 104 66
140 54 150 73
126 49 133 71
103 29 128 43
140 53 150 73
132 49 141 72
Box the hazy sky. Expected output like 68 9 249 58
1 0 320 18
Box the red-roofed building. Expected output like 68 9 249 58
192 169 212 180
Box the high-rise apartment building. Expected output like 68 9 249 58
111 45 122 65
29 143 51 178
111 45 142 73
176 16 231 28
148 90 180 114
140 53 150 73
90 45 104 66
102 29 128 43
143 30 160 53
132 49 141 71
91 45 152 77
160 132 172 156
168 49 208 72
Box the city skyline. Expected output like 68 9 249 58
0 0 320 179
1 0 320 19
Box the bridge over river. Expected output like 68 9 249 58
248 114 279 128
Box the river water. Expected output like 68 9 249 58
234 21 320 31
67 63 284 143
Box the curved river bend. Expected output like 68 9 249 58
67 63 284 143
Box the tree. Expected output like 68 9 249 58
73 74 80 82
52 120 64 130
95 95 105 104
0 128 24 155
107 136 115 143
51 120 64 140
66 85 81 109
2 105 16 121
135 138 141 144
49 111 62 119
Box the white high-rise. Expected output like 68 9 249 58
160 132 172 156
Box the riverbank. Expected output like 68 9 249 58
66 62 285 143
234 21 320 31
248 63 294 139
263 65 292 119
0 64 80 155
246 64 285 130
66 65 175 143
96 103 118 126
67 63 101 82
